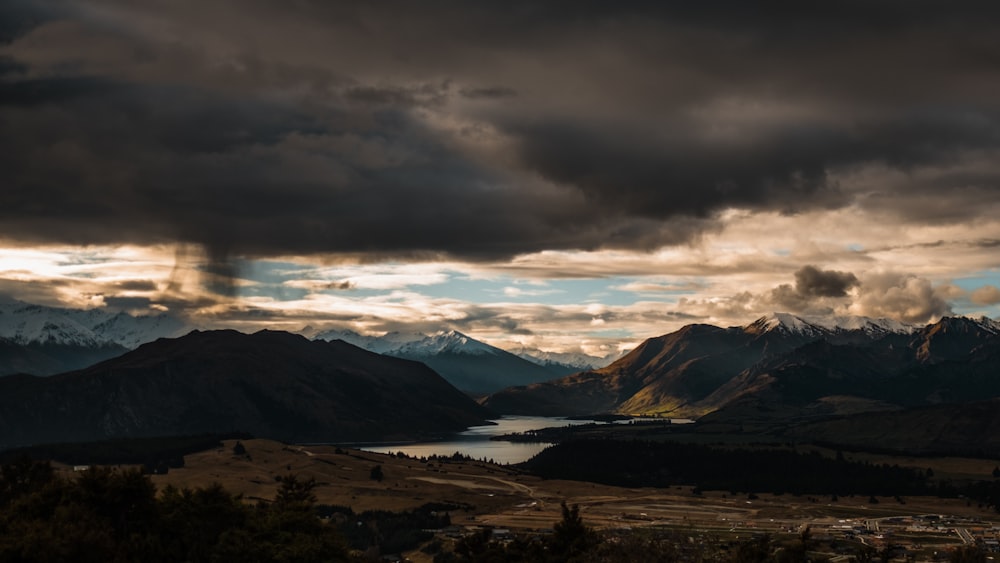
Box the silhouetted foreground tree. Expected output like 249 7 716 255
0 458 349 562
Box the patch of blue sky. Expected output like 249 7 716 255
240 284 311 302
243 261 693 308
950 270 1000 292
240 260 313 284
414 276 642 306
949 270 1000 319
62 271 97 279
55 251 112 266
584 327 634 338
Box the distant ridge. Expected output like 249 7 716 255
510 347 623 373
313 329 579 394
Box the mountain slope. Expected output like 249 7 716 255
701 316 1000 424
0 330 493 448
484 314 1000 420
781 397 1000 456
315 329 564 394
484 317 834 416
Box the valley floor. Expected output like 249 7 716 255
56 438 1000 562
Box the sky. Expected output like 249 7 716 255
2 1 1000 355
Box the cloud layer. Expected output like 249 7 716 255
2 1 1000 349
1 1 1000 267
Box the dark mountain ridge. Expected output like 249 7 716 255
0 337 128 377
484 314 1000 423
0 329 493 449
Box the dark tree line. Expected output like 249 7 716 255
522 440 930 496
0 432 252 474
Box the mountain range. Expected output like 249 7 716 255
4 304 1000 454
0 299 190 376
312 328 615 394
0 329 493 448
0 299 617 392
483 313 1000 425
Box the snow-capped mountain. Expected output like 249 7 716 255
0 300 189 348
975 316 1000 334
313 329 499 356
485 313 1000 419
313 329 563 394
0 304 104 347
392 331 500 356
0 300 192 376
512 347 621 373
88 311 190 349
744 312 921 337
312 329 423 355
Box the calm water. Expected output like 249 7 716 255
360 416 597 464
360 415 694 465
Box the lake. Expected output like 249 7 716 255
359 415 658 465
360 415 592 464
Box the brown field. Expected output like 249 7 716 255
117 439 1000 560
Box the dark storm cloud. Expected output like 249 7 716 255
794 266 858 298
0 0 53 44
112 280 159 292
459 87 517 100
764 267 952 323
767 266 858 314
2 0 1000 270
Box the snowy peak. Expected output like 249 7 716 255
976 316 1000 334
398 331 499 356
0 300 191 348
745 313 826 337
0 302 103 347
312 329 424 354
744 313 921 337
314 329 500 356
89 311 190 349
513 347 621 371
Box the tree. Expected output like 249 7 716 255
732 534 772 563
0 461 350 563
0 456 54 507
551 501 598 558
370 465 384 482
274 474 318 507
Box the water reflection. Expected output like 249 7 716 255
361 416 600 465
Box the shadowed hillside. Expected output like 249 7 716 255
0 330 493 448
